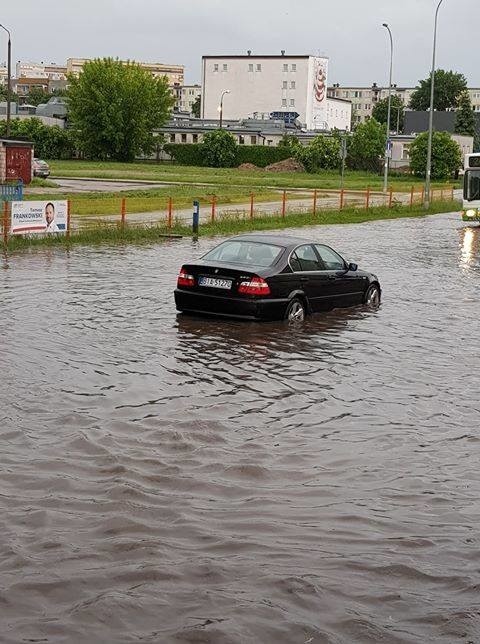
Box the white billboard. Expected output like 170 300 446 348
11 200 68 235
306 57 329 131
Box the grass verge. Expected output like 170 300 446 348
4 200 460 252
49 160 460 192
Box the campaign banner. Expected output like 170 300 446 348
11 201 68 235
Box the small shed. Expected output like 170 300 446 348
0 138 34 184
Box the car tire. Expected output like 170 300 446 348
285 297 306 322
364 284 381 307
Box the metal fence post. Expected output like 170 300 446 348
66 200 71 240
121 198 126 228
250 193 254 220
313 189 317 216
282 190 286 218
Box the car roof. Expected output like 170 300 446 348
229 233 314 248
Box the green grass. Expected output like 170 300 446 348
29 178 60 188
23 185 283 216
4 199 460 251
49 159 460 192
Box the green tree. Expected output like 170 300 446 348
27 87 53 106
277 134 301 155
67 57 175 161
409 131 462 180
191 95 201 118
454 91 476 136
372 95 405 133
200 129 237 167
0 117 75 158
408 70 467 111
295 135 341 172
347 118 385 171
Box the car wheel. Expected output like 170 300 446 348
364 284 381 308
285 297 306 322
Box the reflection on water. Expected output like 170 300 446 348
459 224 480 270
1 212 480 644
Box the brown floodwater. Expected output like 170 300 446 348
1 212 480 644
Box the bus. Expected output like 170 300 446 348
463 153 480 222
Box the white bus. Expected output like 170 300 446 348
463 153 480 222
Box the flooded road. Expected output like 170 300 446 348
1 212 480 643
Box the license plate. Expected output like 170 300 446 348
199 276 233 289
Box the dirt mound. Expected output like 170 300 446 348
237 163 261 171
264 157 305 173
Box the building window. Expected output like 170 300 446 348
239 135 245 145
251 135 257 145
181 133 187 143
214 64 219 72
291 81 295 89
282 98 287 107
249 63 254 72
256 64 262 71
192 134 198 143
291 64 296 71
290 99 295 106
170 134 175 142
343 91 349 98
223 64 228 71
283 64 288 72
282 80 287 89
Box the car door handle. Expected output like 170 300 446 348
327 274 336 280
300 277 309 283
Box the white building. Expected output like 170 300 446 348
174 84 201 113
201 54 350 131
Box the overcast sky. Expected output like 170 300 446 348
1 0 478 87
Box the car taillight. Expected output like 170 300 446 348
238 276 271 296
177 266 195 288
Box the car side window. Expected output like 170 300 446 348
315 245 345 271
291 245 323 272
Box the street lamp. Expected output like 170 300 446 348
218 89 230 129
424 0 445 208
0 23 11 138
382 23 393 194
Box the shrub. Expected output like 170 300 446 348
236 145 291 167
200 129 237 167
409 131 462 180
164 143 204 165
294 135 341 172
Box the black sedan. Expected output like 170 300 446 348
174 233 381 321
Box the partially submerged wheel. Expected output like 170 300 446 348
364 284 381 308
285 297 306 322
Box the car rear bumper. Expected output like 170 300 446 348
174 289 289 320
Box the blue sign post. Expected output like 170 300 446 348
192 200 199 237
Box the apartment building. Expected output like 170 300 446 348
16 61 67 80
66 58 184 87
201 53 350 131
328 83 480 125
174 84 201 113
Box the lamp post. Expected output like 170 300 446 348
382 23 393 194
0 23 11 137
218 89 230 129
424 0 445 208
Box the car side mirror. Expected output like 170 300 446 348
347 262 358 271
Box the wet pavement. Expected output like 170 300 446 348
1 211 479 643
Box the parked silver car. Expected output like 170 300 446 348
32 158 50 178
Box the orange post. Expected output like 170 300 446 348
451 186 454 201
430 188 434 204
410 186 414 208
313 189 317 216
365 187 370 210
340 189 345 210
388 187 393 208
211 195 216 223
282 190 286 218
168 197 173 229
3 201 8 247
421 186 425 203
66 200 71 240
121 197 126 227
250 193 254 220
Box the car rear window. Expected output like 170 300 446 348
202 241 283 267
